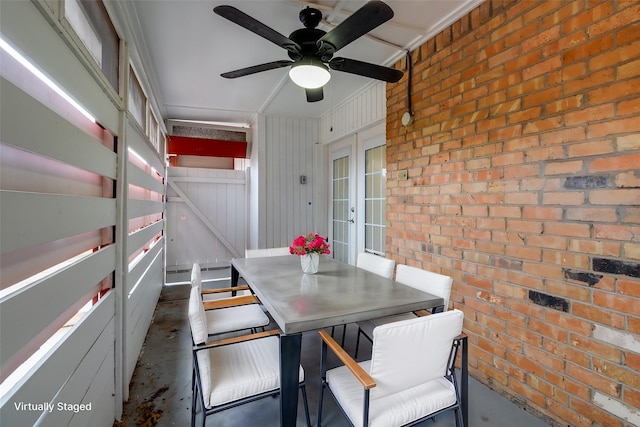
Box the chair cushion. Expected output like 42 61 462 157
191 263 201 288
188 287 208 344
368 310 463 399
358 312 418 340
395 264 453 309
205 304 269 334
327 361 457 427
199 335 305 408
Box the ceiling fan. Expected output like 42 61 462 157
213 0 404 102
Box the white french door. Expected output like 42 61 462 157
329 124 387 264
330 145 355 264
361 136 387 256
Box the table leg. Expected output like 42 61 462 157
280 333 302 427
461 335 468 427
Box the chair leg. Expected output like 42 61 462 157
340 324 347 347
300 385 312 427
191 368 197 427
316 383 325 427
318 340 328 427
354 327 362 358
455 407 464 427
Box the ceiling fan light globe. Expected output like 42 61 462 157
289 64 331 89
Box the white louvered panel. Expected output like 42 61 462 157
0 191 116 254
127 161 164 195
36 322 115 427
0 78 117 180
127 221 163 259
0 1 119 133
0 245 115 374
126 121 165 175
0 230 103 289
127 199 163 221
125 247 163 383
0 291 115 426
126 238 163 297
66 343 115 427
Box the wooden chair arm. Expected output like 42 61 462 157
414 309 429 317
202 295 258 310
195 329 281 351
201 285 250 294
318 330 376 390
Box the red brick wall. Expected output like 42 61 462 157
386 1 640 425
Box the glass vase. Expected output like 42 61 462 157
300 252 319 274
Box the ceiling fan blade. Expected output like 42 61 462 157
329 57 403 83
317 1 393 55
214 5 301 54
306 87 324 102
221 60 294 78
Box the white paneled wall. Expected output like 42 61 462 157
122 122 165 389
0 1 166 425
166 167 246 270
319 81 386 145
262 116 323 248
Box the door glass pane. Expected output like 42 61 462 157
332 156 350 263
364 146 386 255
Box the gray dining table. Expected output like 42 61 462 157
230 254 450 427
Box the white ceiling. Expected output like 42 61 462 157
126 0 482 125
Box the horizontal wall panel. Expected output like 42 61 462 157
127 221 163 258
127 199 164 220
127 161 164 194
125 249 163 382
0 1 119 132
37 320 114 427
169 176 245 185
0 245 115 370
127 122 164 175
0 291 115 426
0 191 116 254
67 344 115 427
0 78 117 179
127 247 163 319
126 240 163 296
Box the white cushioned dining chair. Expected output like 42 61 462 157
332 253 396 346
189 287 269 336
245 246 290 258
318 310 467 427
357 252 396 279
188 288 311 427
191 262 251 300
354 264 453 357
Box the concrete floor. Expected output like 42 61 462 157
119 268 552 427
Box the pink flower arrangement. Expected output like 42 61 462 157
289 233 331 256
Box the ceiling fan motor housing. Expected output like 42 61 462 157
288 27 327 61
